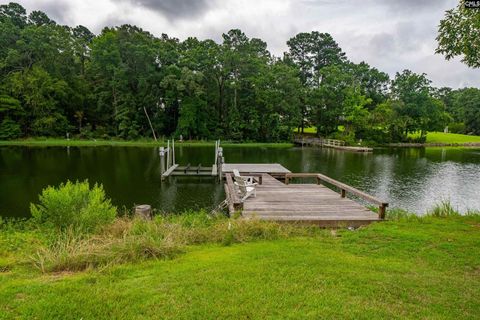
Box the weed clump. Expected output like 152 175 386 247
427 200 461 217
30 180 117 233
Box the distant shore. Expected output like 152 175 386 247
387 142 480 148
0 138 294 148
2 135 480 149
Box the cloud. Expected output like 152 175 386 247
26 0 72 25
120 0 214 19
378 0 452 14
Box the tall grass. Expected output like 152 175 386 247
31 226 181 273
427 200 461 217
30 211 321 273
23 203 480 272
385 201 479 221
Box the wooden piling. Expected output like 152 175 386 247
159 147 165 174
135 205 152 220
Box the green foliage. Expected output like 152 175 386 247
448 122 466 134
0 2 476 144
0 94 22 113
461 88 480 134
0 118 21 139
31 113 70 136
0 2 27 27
30 180 117 233
386 70 450 141
436 0 480 68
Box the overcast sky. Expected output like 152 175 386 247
9 0 479 88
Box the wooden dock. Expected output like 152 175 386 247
294 136 373 152
225 172 387 227
158 140 387 227
161 140 222 180
222 163 290 179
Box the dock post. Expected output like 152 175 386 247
167 140 170 168
217 147 223 181
172 139 176 165
135 205 152 220
159 147 165 174
379 204 387 219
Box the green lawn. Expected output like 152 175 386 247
425 132 480 144
1 215 479 319
406 132 480 144
293 127 317 134
0 138 293 148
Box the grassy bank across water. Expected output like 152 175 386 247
3 133 479 149
407 131 480 145
0 138 294 148
1 210 479 319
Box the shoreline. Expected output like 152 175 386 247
0 139 294 148
2 139 480 149
387 142 480 148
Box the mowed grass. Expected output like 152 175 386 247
1 215 479 319
293 127 317 134
426 132 480 144
0 138 293 148
407 132 480 144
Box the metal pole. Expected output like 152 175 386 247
166 140 170 169
172 139 175 165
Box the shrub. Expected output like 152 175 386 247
0 118 22 139
447 122 466 134
32 113 70 137
30 180 117 233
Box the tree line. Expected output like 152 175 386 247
0 2 479 143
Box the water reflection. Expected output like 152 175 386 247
0 145 479 217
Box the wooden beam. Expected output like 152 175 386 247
225 173 241 209
169 171 213 176
161 164 179 180
316 173 387 207
223 183 235 214
237 172 263 185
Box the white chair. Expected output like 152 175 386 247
234 175 257 201
232 169 255 185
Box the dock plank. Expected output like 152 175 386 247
161 164 179 179
222 163 291 175
235 173 381 227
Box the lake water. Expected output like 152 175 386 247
1 145 479 218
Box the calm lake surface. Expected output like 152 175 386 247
1 145 480 218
